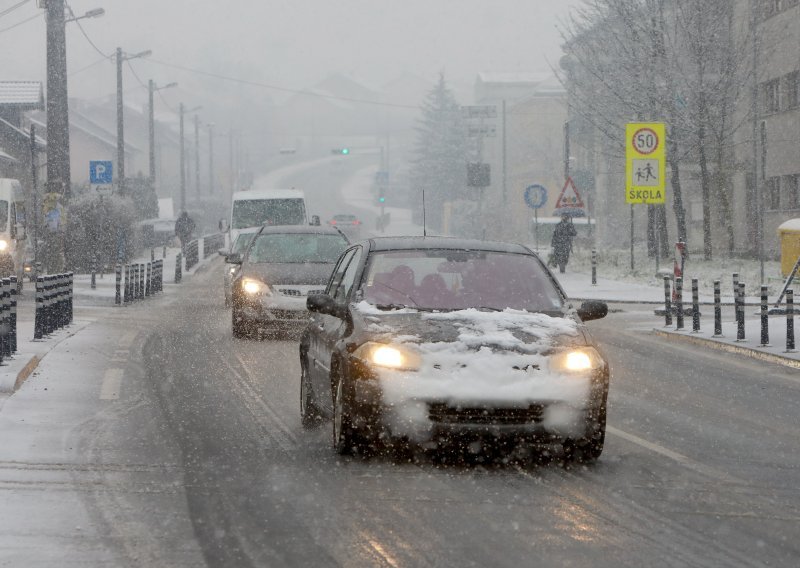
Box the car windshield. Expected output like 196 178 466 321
231 198 305 228
362 249 563 312
247 233 348 264
232 233 256 254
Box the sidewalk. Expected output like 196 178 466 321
0 238 219 396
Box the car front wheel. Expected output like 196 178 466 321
232 305 251 339
563 405 606 464
333 375 362 455
300 360 320 428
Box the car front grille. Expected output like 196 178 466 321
428 403 545 425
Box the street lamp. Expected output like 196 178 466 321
179 104 202 211
148 80 178 187
192 109 203 196
116 47 151 195
65 7 104 23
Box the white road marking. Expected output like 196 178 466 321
100 368 124 400
607 425 743 484
118 330 137 349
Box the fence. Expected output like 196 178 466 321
116 260 164 306
34 273 73 340
203 233 225 258
185 240 199 271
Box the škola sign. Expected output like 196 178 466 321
626 122 666 205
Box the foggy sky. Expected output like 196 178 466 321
0 0 581 108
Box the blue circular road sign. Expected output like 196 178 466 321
524 184 548 209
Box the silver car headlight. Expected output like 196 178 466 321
241 277 271 296
550 347 604 374
353 342 421 371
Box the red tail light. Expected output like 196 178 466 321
353 220 361 225
329 220 337 225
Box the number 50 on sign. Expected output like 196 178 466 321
626 122 666 204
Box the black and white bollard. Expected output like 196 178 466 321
90 254 97 290
675 277 684 330
10 275 17 353
663 276 672 326
175 252 182 284
34 276 44 340
115 265 122 305
124 265 130 304
139 263 145 300
591 250 597 286
787 289 796 353
713 280 722 337
760 285 769 347
162 245 167 259
691 278 700 332
68 272 74 324
732 272 739 299
146 263 151 297
736 282 746 341
151 248 155 262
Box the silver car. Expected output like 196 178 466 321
223 228 259 307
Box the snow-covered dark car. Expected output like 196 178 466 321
229 226 350 338
222 228 259 307
299 236 610 461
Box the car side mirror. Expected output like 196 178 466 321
310 215 321 226
577 300 608 322
307 294 344 318
226 252 243 265
219 218 230 232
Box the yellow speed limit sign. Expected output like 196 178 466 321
626 122 666 204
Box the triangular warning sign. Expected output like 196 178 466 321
555 176 585 209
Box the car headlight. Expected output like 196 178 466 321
229 266 237 275
0 240 8 251
353 342 421 371
550 347 604 373
241 278 270 296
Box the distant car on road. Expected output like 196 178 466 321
299 236 610 462
229 226 350 338
222 228 260 307
327 214 362 236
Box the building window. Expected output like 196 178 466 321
764 79 781 113
785 72 799 109
766 177 781 210
785 174 800 209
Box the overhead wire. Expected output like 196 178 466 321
0 0 32 19
64 1 110 59
0 11 40 34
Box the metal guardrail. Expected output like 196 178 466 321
116 260 163 306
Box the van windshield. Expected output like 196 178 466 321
232 198 305 229
0 201 8 233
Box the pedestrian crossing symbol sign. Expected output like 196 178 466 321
626 122 666 204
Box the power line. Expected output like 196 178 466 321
64 1 110 58
0 0 32 19
68 54 110 77
0 11 39 34
146 57 420 110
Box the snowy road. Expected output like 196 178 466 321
3 262 798 566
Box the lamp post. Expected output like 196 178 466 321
208 123 215 196
194 112 201 196
179 104 202 211
148 80 177 188
116 48 151 195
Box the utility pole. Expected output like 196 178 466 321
116 47 125 194
30 125 39 271
179 103 186 211
208 123 215 195
194 113 200 196
229 128 235 199
44 0 70 199
502 99 507 206
148 79 155 185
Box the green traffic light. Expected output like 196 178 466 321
342 148 350 155
379 196 385 203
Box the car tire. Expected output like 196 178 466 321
300 360 321 429
232 306 251 339
563 404 606 464
332 374 363 455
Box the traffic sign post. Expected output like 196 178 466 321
90 160 114 197
625 123 666 204
524 184 548 251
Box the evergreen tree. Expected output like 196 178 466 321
410 74 466 232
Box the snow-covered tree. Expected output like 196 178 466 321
410 74 467 232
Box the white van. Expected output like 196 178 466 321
0 178 26 278
229 189 308 245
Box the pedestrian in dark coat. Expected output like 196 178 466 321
551 215 577 273
175 211 195 250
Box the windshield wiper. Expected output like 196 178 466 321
374 303 410 311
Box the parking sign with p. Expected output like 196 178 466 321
90 161 113 185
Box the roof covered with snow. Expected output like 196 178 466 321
0 81 43 108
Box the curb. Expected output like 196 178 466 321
14 355 40 391
652 329 800 370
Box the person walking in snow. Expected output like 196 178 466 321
551 214 577 273
175 211 195 251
